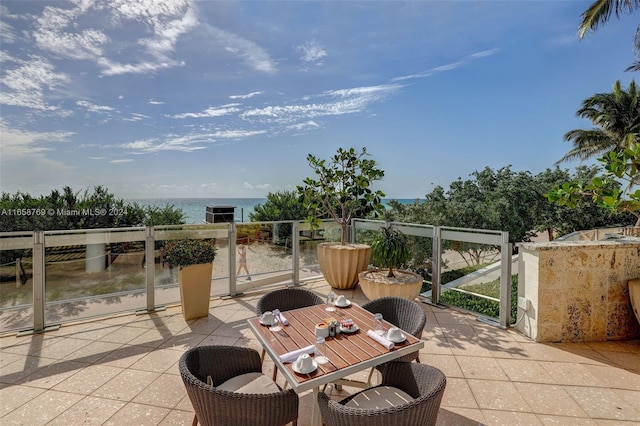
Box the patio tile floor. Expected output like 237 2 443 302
1 278 639 425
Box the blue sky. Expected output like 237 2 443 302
0 1 637 199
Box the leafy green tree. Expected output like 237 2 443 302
547 144 640 226
249 191 308 222
0 186 185 231
557 80 639 163
578 0 640 71
536 166 633 238
297 147 385 245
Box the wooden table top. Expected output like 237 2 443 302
247 302 423 392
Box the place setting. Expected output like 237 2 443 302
259 309 289 332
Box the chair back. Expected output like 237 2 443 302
361 296 426 338
318 362 446 426
179 345 299 426
256 287 324 315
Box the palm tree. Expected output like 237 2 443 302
557 80 640 163
578 0 640 71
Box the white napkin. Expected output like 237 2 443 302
277 312 289 325
280 344 316 363
367 329 395 350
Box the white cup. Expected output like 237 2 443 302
336 295 347 306
260 311 275 324
387 326 404 341
295 354 313 371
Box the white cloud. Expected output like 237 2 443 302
110 159 133 163
213 129 267 138
0 118 73 160
122 113 149 122
204 24 277 74
76 100 115 113
149 99 165 104
287 121 319 131
0 55 69 110
168 104 242 119
431 61 465 72
298 40 327 64
229 91 264 100
242 84 402 124
469 48 500 58
30 0 198 76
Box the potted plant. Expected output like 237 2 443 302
297 147 385 289
359 223 423 300
164 238 217 320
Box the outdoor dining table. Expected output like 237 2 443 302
246 301 424 426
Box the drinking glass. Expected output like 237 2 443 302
325 292 336 312
270 309 282 332
315 336 329 364
373 313 384 335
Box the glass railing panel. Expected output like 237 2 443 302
0 232 35 332
154 224 229 301
43 228 147 325
439 228 513 323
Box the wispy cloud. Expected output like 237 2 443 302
392 49 499 82
298 40 327 65
31 0 198 76
242 83 403 124
149 99 165 105
469 48 500 58
0 54 69 110
229 91 264 100
287 121 319 131
168 104 242 119
110 159 134 163
204 24 277 74
0 118 73 160
76 100 115 113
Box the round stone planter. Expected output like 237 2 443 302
317 243 371 289
358 269 423 301
630 279 640 326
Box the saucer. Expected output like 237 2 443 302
335 300 351 308
340 324 359 334
385 332 406 343
259 317 277 326
292 359 318 374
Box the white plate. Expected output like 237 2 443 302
292 359 318 374
385 332 406 343
340 324 359 334
259 318 277 326
335 300 351 308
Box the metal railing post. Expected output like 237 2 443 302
292 221 300 285
431 226 441 304
18 231 60 335
228 223 238 297
499 232 512 328
136 226 165 314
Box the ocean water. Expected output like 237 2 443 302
128 198 419 224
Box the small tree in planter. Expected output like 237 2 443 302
163 239 217 320
360 223 423 300
297 147 385 289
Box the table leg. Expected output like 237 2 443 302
311 387 321 426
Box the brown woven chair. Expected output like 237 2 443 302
318 362 446 426
256 287 324 316
361 296 426 364
179 345 299 426
256 287 324 379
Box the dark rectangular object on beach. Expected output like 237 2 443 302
205 205 235 223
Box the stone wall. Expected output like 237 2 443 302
517 239 640 342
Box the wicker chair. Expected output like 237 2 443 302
256 287 324 379
179 345 299 426
256 287 324 316
318 362 446 426
361 296 426 363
